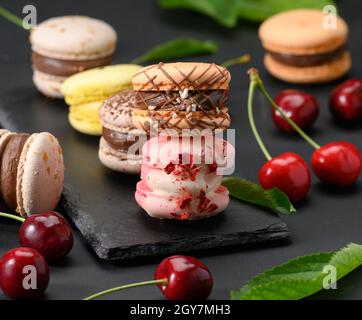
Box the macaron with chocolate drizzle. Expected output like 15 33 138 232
30 16 117 98
131 62 231 133
259 9 351 83
0 130 64 217
99 89 146 174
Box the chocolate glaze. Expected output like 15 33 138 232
268 44 347 67
103 127 146 153
32 52 114 77
0 134 30 210
134 90 228 111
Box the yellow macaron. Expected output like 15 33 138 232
61 64 142 135
68 101 103 136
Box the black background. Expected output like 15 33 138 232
1 0 362 300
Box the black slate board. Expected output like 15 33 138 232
0 87 289 260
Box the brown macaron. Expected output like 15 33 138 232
131 62 231 133
30 16 117 98
99 89 146 174
259 9 351 83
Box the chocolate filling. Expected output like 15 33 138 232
32 52 114 77
0 133 30 210
268 44 347 67
134 89 228 112
103 127 146 154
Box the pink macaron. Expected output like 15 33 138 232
135 135 234 220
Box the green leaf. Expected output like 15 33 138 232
131 38 218 64
231 243 362 300
222 176 295 215
237 0 336 22
158 0 240 27
159 0 335 27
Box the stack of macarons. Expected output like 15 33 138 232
0 130 64 217
130 62 234 219
30 16 117 98
61 64 142 135
259 9 351 83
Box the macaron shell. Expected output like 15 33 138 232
0 132 17 212
16 133 64 216
69 101 103 136
30 16 117 60
61 64 142 105
99 89 136 130
0 129 10 136
259 9 348 55
33 69 65 98
264 51 351 83
132 62 231 91
99 137 142 174
0 131 14 154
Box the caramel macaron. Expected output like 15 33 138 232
259 9 351 83
30 16 117 98
131 62 231 133
99 89 146 174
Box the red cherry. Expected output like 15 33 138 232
258 152 311 202
0 247 49 299
154 255 213 300
312 141 362 186
19 211 73 262
329 79 362 122
272 89 319 133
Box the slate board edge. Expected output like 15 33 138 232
62 186 290 260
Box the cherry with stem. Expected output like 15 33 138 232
249 68 362 187
0 211 73 262
247 69 311 202
272 89 319 133
84 255 213 300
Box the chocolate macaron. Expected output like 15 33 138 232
259 9 351 83
0 130 64 216
131 62 231 133
30 16 117 98
99 89 146 174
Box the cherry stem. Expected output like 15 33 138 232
247 72 272 161
222 54 251 69
0 5 31 30
83 278 168 300
0 212 25 223
248 68 321 150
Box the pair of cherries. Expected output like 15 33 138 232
0 212 212 300
271 79 362 132
0 211 73 299
248 69 362 202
